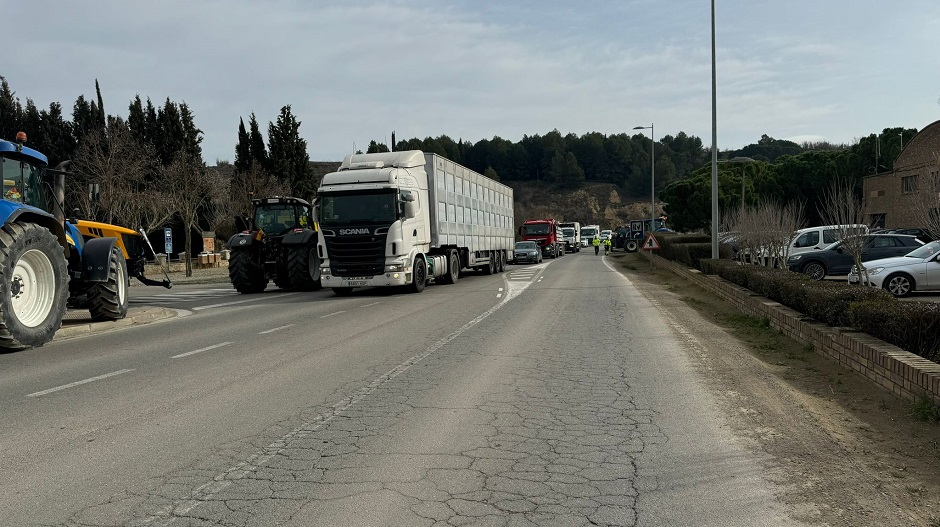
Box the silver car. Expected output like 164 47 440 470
513 241 542 264
848 240 940 296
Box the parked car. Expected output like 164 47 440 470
787 234 923 280
870 227 935 242
848 240 940 296
600 229 613 240
512 241 542 264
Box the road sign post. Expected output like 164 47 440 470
641 233 660 271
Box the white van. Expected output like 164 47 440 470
788 224 869 257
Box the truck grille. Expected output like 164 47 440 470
324 231 387 277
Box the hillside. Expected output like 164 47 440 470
507 181 660 230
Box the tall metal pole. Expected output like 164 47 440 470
650 123 655 233
710 0 719 259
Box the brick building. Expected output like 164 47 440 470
863 119 940 228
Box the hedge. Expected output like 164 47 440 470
665 245 938 363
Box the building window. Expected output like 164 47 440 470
902 175 919 193
869 213 886 228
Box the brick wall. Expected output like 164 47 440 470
644 252 940 406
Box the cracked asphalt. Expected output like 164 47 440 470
3 253 801 526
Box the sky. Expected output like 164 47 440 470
5 0 940 163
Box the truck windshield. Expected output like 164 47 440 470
522 224 551 236
562 228 575 237
1 156 44 207
581 228 598 237
319 191 398 226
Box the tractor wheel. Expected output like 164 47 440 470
229 248 268 294
0 222 69 349
87 246 129 321
410 258 427 293
287 245 322 291
439 249 460 285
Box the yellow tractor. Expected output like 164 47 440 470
71 219 172 289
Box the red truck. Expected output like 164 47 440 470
518 218 565 259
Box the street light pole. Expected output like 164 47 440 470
633 124 655 233
710 0 719 259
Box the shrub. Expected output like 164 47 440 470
850 298 940 362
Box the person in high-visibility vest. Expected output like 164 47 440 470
593 237 600 255
604 237 612 255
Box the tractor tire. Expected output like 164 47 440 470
87 246 129 321
229 248 268 294
439 249 460 285
410 258 427 293
0 222 69 349
287 245 322 291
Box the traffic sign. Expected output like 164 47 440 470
630 220 644 239
164 227 173 255
641 233 661 251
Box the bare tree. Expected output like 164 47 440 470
819 179 869 282
735 199 804 267
71 123 174 235
166 154 215 277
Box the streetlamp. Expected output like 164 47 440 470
710 0 719 259
633 124 655 234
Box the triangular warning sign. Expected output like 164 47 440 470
641 233 660 250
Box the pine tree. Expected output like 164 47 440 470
127 95 148 145
267 105 312 198
248 113 268 170
179 102 203 163
0 76 23 140
234 117 251 173
94 79 106 130
39 102 76 167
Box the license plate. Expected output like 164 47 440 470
347 281 367 286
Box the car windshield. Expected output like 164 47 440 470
905 241 940 259
515 242 537 249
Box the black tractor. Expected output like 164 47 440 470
226 196 321 294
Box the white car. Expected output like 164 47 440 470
847 240 940 297
600 230 612 240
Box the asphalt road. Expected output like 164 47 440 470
2 252 802 526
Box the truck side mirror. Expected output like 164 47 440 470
517 226 523 236
404 201 417 219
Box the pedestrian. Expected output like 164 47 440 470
593 236 600 255
604 237 612 256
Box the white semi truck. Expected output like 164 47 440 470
559 221 581 253
580 224 600 247
315 150 515 295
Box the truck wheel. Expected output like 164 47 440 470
483 254 496 275
229 248 268 293
87 246 129 321
287 245 322 291
439 249 459 285
332 287 354 296
0 223 69 349
410 258 427 293
496 251 504 273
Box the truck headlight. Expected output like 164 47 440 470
385 262 405 272
320 267 331 276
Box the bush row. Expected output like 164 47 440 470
693 255 940 363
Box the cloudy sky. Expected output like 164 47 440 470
6 1 940 163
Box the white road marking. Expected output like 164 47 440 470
144 263 538 525
27 369 135 397
191 293 298 311
171 342 233 359
497 293 502 298
259 324 294 335
320 310 346 318
498 287 504 292
359 302 382 308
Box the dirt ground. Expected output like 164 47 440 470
613 252 940 527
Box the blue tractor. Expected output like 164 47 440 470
0 133 128 349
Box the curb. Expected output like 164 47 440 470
54 307 180 341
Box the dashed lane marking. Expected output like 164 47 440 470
259 325 294 335
171 342 233 359
27 369 135 397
